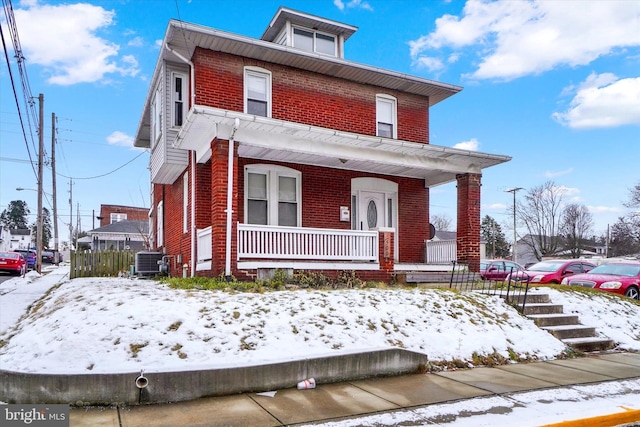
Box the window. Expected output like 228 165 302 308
183 172 188 233
172 73 186 127
156 201 164 248
245 165 301 227
293 27 336 56
244 67 271 117
376 95 397 138
152 85 162 145
110 213 127 224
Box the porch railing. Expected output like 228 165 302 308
238 223 378 262
425 239 457 264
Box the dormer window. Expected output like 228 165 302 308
293 28 336 56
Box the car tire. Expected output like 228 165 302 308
624 286 639 300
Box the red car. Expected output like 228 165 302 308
0 251 27 276
480 259 526 281
507 259 596 284
562 262 640 300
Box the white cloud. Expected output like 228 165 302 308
334 0 372 12
410 0 640 81
544 168 573 178
553 185 580 198
128 36 144 48
485 203 507 210
107 131 134 148
552 73 640 128
588 205 623 214
12 2 140 85
453 138 479 151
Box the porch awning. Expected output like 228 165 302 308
176 106 511 187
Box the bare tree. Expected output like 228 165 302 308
560 203 593 257
431 213 453 231
623 181 640 242
517 181 565 261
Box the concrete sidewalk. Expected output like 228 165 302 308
70 352 640 427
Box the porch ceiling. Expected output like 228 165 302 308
176 106 512 187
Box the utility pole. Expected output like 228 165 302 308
505 187 523 263
36 93 44 274
69 180 73 250
51 112 59 265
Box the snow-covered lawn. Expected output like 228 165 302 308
0 268 638 375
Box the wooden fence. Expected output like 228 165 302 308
70 251 136 279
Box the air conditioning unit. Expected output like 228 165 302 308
135 251 164 276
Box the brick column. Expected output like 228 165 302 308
456 173 481 272
210 138 238 276
378 229 395 273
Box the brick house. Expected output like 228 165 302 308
134 8 511 281
97 204 148 228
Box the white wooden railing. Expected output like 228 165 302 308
238 223 378 262
197 226 212 263
425 239 457 265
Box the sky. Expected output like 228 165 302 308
0 266 639 425
1 0 639 246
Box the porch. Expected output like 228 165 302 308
195 224 460 275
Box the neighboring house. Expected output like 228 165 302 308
0 227 32 252
87 220 150 252
133 8 511 281
98 204 148 228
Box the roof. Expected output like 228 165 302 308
261 7 358 42
9 229 31 236
88 220 149 235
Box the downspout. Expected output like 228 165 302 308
165 42 197 277
226 118 240 279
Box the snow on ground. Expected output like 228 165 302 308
0 266 638 375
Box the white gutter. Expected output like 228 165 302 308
165 42 197 277
225 118 240 278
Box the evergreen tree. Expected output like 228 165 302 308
481 215 510 258
31 207 52 248
0 200 30 229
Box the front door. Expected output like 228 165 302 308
357 191 386 231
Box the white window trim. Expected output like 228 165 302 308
171 72 187 128
183 172 188 233
156 201 164 248
110 213 127 224
244 66 272 118
244 164 301 227
152 84 162 146
376 94 398 139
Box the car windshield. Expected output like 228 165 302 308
0 252 19 259
480 262 489 270
588 263 640 277
527 261 565 272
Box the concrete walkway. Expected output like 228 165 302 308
70 352 640 427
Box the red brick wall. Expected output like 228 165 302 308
192 49 430 144
456 173 482 272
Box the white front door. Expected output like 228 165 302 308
357 191 386 231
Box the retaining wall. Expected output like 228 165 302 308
0 348 428 405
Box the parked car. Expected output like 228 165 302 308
42 250 63 264
562 261 640 300
507 259 596 284
0 251 27 276
13 249 36 270
480 259 526 281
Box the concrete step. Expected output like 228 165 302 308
522 303 564 315
528 313 581 327
541 325 597 340
562 337 616 353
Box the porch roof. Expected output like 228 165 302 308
176 106 512 187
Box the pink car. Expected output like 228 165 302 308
562 262 640 300
508 259 596 284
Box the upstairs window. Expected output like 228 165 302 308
376 95 397 139
172 72 186 127
293 27 337 56
151 84 162 146
244 67 271 117
110 213 127 223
